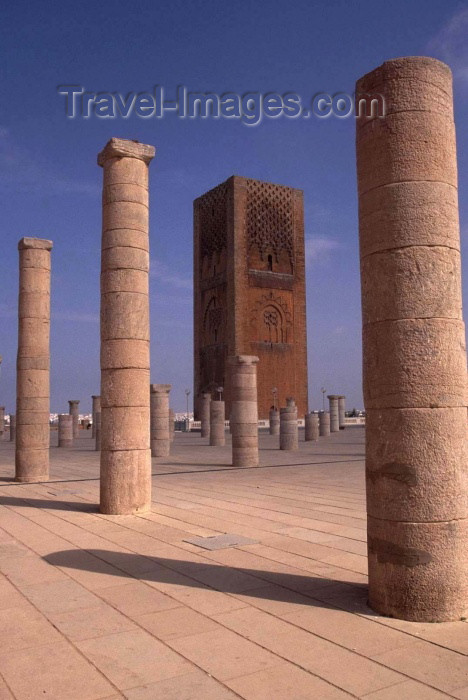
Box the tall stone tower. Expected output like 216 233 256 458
194 176 308 419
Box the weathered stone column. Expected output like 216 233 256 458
169 409 175 442
280 398 298 450
228 355 259 467
327 395 340 432
58 414 73 448
98 137 155 515
338 396 346 429
357 57 467 621
91 395 101 438
0 407 4 440
210 400 225 446
9 415 16 442
68 400 80 439
16 238 52 482
318 411 330 437
269 408 280 435
95 412 101 451
150 384 171 457
304 412 319 441
200 392 211 438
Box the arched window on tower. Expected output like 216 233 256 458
267 254 273 272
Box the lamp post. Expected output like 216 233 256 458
217 386 224 401
272 387 278 410
321 387 326 412
185 389 191 419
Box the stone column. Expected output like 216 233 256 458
318 411 330 437
0 407 4 439
210 400 225 446
228 355 259 467
58 414 73 448
95 412 101 451
169 409 175 442
99 137 155 515
357 57 467 621
150 384 171 457
15 238 52 483
280 398 298 450
327 395 340 432
9 415 16 442
200 392 211 438
92 395 101 438
304 412 319 441
338 396 346 429
68 400 80 439
269 408 280 435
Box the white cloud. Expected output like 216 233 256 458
305 236 339 266
0 128 98 195
150 258 192 291
427 7 468 82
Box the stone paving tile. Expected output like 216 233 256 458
250 626 405 696
282 604 414 656
20 577 101 614
135 605 223 640
0 604 63 653
167 627 279 681
0 428 465 700
0 676 14 700
362 679 457 699
225 663 354 699
77 629 193 690
97 581 181 617
371 640 468 693
0 640 115 699
123 671 239 699
50 603 137 641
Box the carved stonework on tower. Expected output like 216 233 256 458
194 176 308 419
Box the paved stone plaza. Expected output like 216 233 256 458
0 427 466 699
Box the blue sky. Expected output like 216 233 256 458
1 0 467 413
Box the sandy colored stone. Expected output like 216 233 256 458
361 246 463 323
210 400 225 446
338 396 346 429
367 515 468 621
359 182 460 257
100 448 151 514
101 339 149 369
150 384 171 458
327 395 340 433
269 408 280 435
103 183 149 206
101 369 150 407
99 138 154 515
91 395 101 439
363 318 467 408
304 413 319 441
357 57 467 622
228 356 259 468
101 291 150 341
280 399 298 451
94 412 101 451
58 414 73 448
366 407 467 521
9 415 16 442
200 392 211 438
68 400 80 439
15 237 52 483
319 411 330 437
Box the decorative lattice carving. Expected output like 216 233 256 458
250 291 292 344
199 182 228 259
203 296 224 344
246 179 294 261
